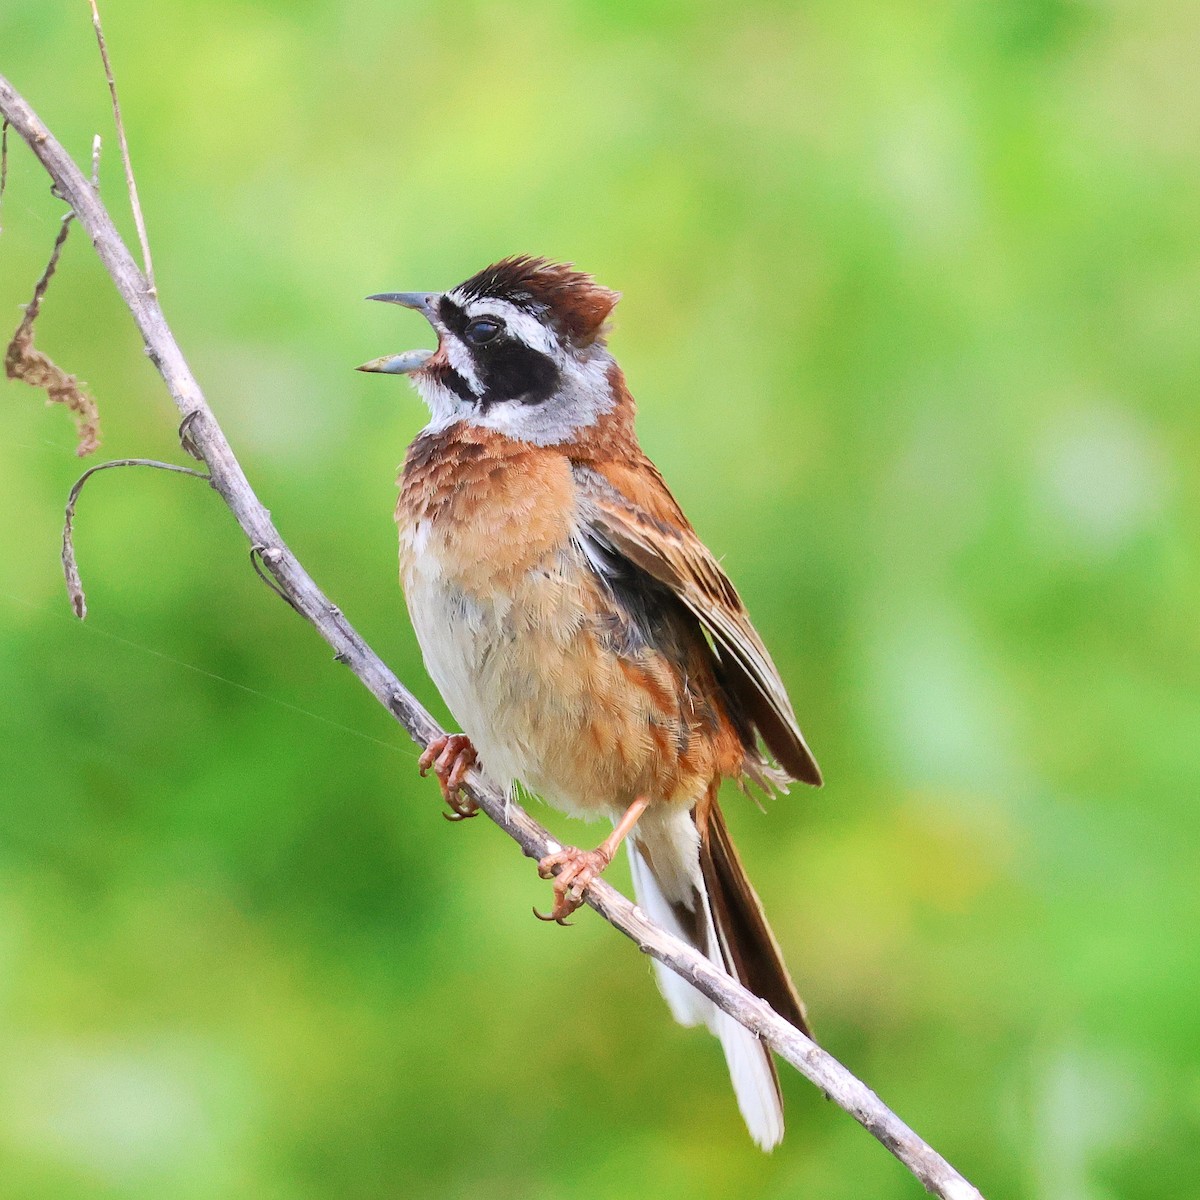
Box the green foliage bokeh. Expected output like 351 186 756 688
2 3 1198 1197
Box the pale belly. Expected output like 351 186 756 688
401 539 695 820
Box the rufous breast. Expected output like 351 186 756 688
396 422 738 820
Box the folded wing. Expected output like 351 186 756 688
573 457 821 788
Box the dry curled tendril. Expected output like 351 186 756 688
4 207 102 457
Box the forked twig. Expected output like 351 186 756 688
0 67 985 1200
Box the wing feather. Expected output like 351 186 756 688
573 459 821 787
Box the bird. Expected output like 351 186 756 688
358 256 821 1150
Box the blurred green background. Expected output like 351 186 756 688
2 2 1198 1197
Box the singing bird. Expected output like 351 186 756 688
359 257 821 1149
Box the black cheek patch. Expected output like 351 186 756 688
477 340 560 407
439 294 560 407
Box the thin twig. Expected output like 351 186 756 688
0 118 9 232
62 458 212 618
87 0 154 294
0 71 985 1200
249 543 302 612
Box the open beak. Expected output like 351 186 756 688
356 348 435 375
356 291 442 375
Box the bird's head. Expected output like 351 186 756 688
359 256 624 444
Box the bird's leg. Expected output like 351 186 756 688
419 734 479 820
534 796 651 925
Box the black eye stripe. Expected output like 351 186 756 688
440 299 503 345
437 295 469 335
437 294 560 408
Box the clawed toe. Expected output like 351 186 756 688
419 734 479 820
533 846 612 924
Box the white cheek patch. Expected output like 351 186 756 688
441 335 483 395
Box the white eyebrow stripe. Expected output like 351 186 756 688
452 296 560 358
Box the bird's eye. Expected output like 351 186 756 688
465 319 501 345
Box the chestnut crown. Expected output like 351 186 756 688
453 256 620 348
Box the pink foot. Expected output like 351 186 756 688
419 734 478 821
533 846 613 925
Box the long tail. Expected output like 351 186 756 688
626 794 810 1151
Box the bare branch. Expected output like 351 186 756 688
62 458 212 618
87 0 155 294
249 543 303 612
0 70 985 1200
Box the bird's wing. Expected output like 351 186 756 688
573 456 822 787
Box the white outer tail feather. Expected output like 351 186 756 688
627 827 785 1151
